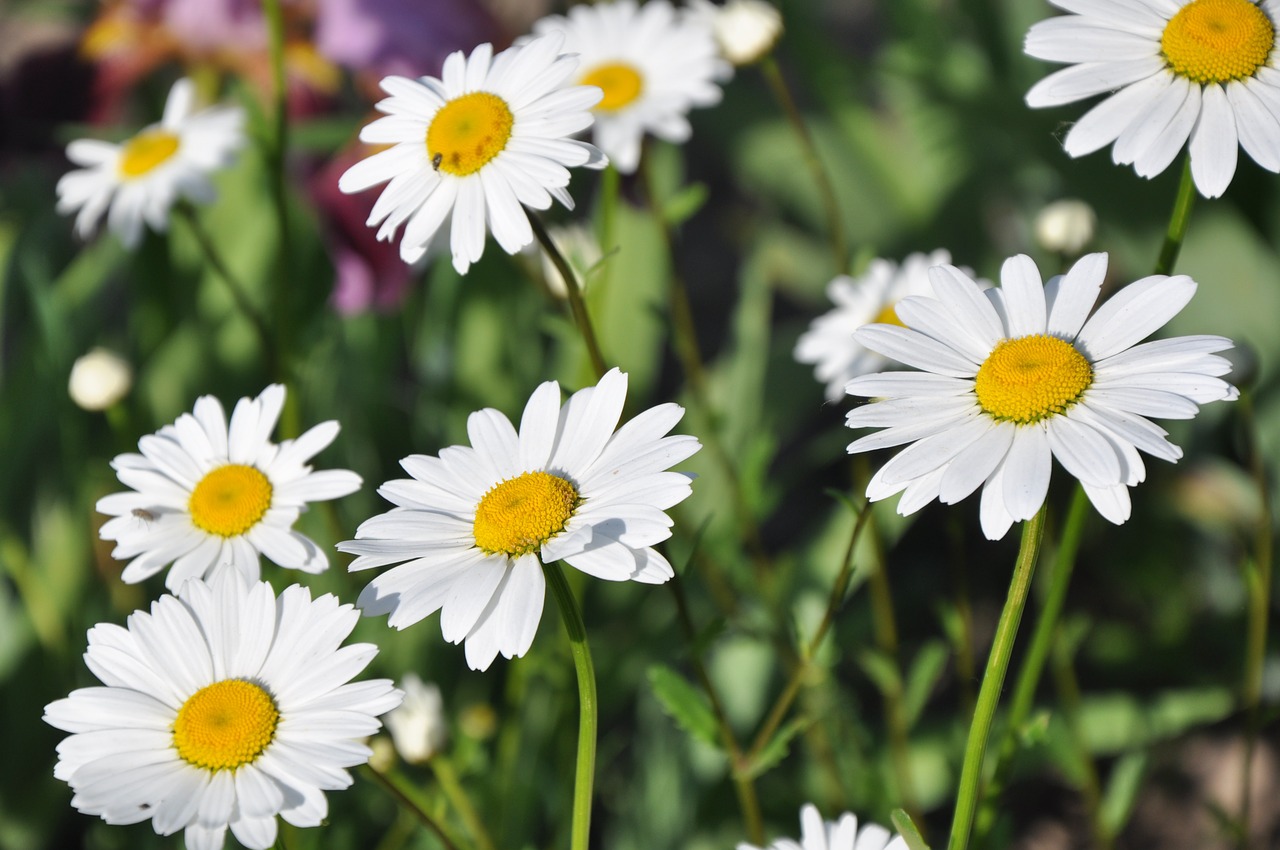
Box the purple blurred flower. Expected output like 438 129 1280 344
314 0 503 79
311 147 419 314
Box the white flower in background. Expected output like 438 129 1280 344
56 77 244 248
845 253 1237 540
795 250 986 402
532 0 727 173
385 673 448 764
1025 0 1280 198
338 34 607 274
97 384 362 590
69 347 133 411
738 803 908 850
43 571 402 850
688 0 783 65
1034 198 1096 255
341 368 700 671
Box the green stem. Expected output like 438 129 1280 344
636 158 773 583
758 55 848 274
668 571 765 845
530 214 608 379
545 562 599 850
747 496 872 760
977 485 1089 841
178 205 276 370
1238 387 1273 850
361 764 462 850
1154 156 1196 277
430 755 497 850
261 0 295 402
946 504 1047 850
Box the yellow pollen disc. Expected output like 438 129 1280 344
871 302 905 327
974 334 1094 424
188 464 273 537
1161 0 1275 84
580 62 644 111
473 471 579 556
172 679 279 771
118 130 181 179
426 92 514 176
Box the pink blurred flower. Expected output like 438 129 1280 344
314 0 503 79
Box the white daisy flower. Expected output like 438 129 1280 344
56 77 244 248
795 250 987 403
844 252 1238 541
96 384 362 590
1025 0 1280 198
340 368 700 671
338 34 607 275
43 571 402 850
531 0 728 174
384 673 448 765
738 803 908 850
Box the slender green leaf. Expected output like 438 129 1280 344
647 664 721 750
891 809 931 850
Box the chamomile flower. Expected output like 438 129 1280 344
43 571 402 850
845 253 1237 541
531 0 727 174
56 77 244 248
97 384 362 590
795 250 986 402
738 803 908 850
1025 0 1280 198
341 368 700 671
338 34 607 274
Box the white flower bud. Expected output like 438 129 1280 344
688 0 782 65
384 673 447 765
537 222 604 299
68 347 132 411
1034 198 1096 255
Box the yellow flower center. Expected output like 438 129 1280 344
580 62 645 111
974 335 1094 424
1161 0 1275 84
172 679 279 771
188 464 273 537
473 471 579 556
426 92 514 176
118 130 181 179
871 302 905 327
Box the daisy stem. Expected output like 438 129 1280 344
637 157 773 583
746 494 873 764
361 764 464 850
1154 156 1196 277
177 205 277 371
946 503 1046 850
758 55 848 274
545 561 599 850
668 571 766 845
430 755 497 850
531 214 609 379
1238 386 1273 850
977 484 1090 841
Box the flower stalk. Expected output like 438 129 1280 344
531 213 608 379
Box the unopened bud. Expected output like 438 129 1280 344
1034 198 1096 255
68 348 132 411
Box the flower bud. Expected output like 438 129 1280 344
690 0 782 66
1034 198 1096 255
68 347 132 411
384 673 447 765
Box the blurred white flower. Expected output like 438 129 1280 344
738 802 908 850
385 673 448 764
688 0 783 65
56 77 244 249
68 347 133 411
1034 198 1096 255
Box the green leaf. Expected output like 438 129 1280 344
647 664 721 750
1100 751 1147 839
903 640 948 729
662 182 709 226
891 809 931 850
857 648 901 696
741 717 810 780
1017 709 1052 748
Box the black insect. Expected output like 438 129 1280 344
432 152 443 171
131 508 157 523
